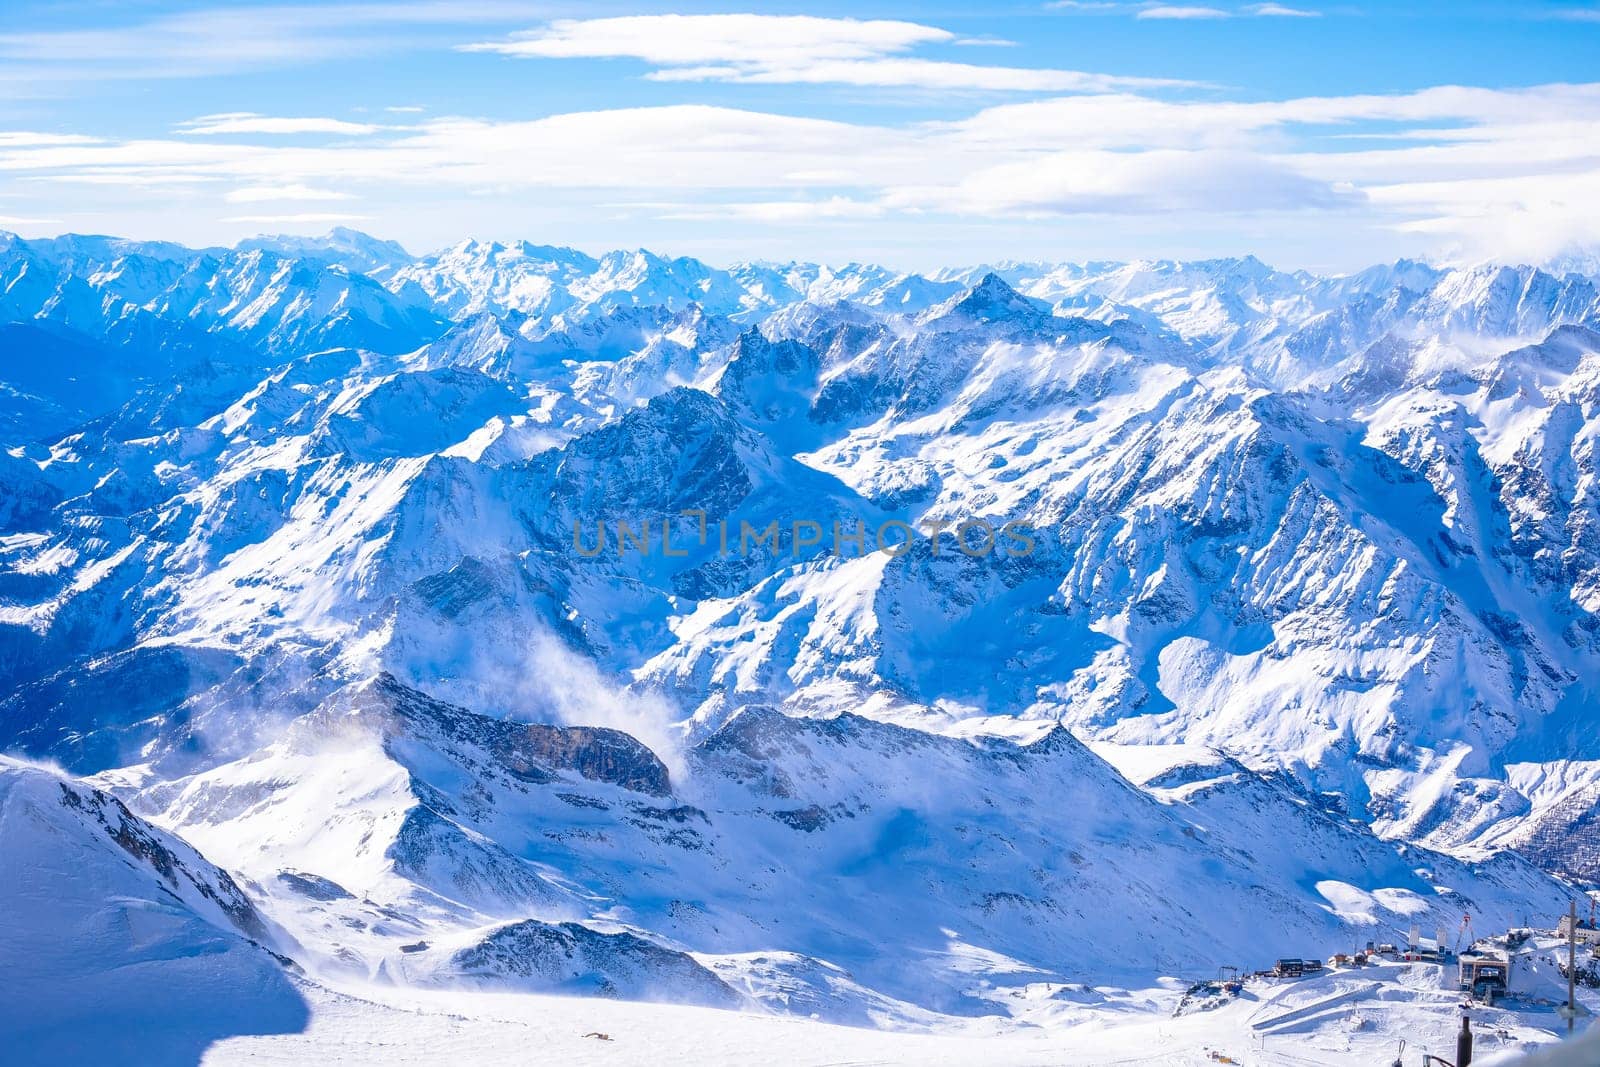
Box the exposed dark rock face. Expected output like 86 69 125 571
354 673 672 796
411 557 499 620
527 386 755 532
277 870 355 902
451 919 742 1008
1510 784 1600 883
386 804 571 912
56 778 269 941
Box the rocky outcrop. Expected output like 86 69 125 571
449 920 742 1007
354 673 673 796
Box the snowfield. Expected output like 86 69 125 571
4 229 1600 1062
196 971 1594 1067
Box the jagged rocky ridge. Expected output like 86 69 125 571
4 229 1600 1021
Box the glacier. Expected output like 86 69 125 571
3 227 1600 1062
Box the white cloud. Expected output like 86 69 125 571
1373 170 1600 265
884 149 1356 215
1068 2 1321 18
6 82 1600 265
0 106 917 193
0 3 549 80
224 184 355 203
464 14 1197 92
652 197 889 223
1246 3 1321 15
19 170 224 187
647 57 1190 92
1136 6 1232 19
0 132 102 147
936 85 1600 152
179 114 381 136
468 15 951 67
222 212 372 224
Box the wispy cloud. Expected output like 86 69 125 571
1245 3 1321 15
0 132 101 147
647 196 890 223
1057 2 1322 17
6 73 1600 263
224 184 356 203
0 2 548 82
1137 6 1231 19
885 149 1355 215
179 114 382 137
222 212 372 224
1046 1 1128 11
464 14 1198 92
468 14 952 66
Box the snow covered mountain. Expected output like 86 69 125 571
0 757 307 1061
4 229 1600 1050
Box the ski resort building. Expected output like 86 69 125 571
1556 915 1600 947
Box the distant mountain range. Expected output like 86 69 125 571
3 228 1600 1027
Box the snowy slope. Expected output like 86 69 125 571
124 676 1575 1026
4 230 1600 1054
0 757 307 1062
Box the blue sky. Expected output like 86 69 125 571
3 1 1599 269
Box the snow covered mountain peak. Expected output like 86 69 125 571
6 231 1600 1046
930 271 1047 325
236 227 413 277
